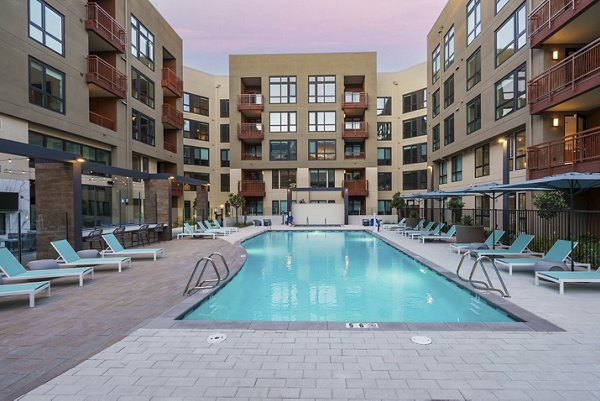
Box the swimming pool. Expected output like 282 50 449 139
183 231 515 322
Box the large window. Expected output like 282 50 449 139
220 99 229 118
184 119 209 141
220 124 230 143
444 114 454 145
378 172 392 191
403 170 427 190
496 0 510 13
403 143 427 165
403 116 427 138
439 160 448 184
377 97 392 115
183 146 209 166
29 58 64 114
308 111 335 132
246 200 264 215
475 144 490 177
432 124 440 152
514 130 526 170
496 3 527 66
451 155 462 182
475 196 490 227
310 169 335 188
130 15 154 70
308 76 335 103
131 68 155 108
378 200 392 215
432 89 440 117
29 0 64 55
377 147 392 166
184 172 209 192
29 132 111 166
444 75 454 108
132 110 155 146
432 45 441 83
184 92 209 116
377 122 392 140
272 169 297 189
220 149 230 167
466 47 481 90
270 112 297 132
309 140 336 160
270 76 296 103
444 26 455 69
467 0 481 45
221 173 230 192
269 140 297 161
466 95 481 134
495 64 526 119
403 89 426 113
132 153 149 175
344 143 363 158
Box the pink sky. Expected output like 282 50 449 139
149 0 447 75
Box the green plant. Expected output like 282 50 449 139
529 235 554 254
391 192 406 222
533 191 568 219
447 197 464 224
409 210 418 218
460 215 473 226
228 193 246 224
573 233 600 267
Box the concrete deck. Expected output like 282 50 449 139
4 225 600 400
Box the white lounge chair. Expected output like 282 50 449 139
469 234 537 259
403 221 433 237
495 240 581 275
197 221 228 236
421 225 456 243
536 268 600 294
210 220 238 232
177 223 216 239
0 281 51 308
51 239 131 273
383 218 406 231
450 230 505 254
410 223 444 240
101 233 164 261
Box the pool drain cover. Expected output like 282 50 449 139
411 335 432 345
207 333 227 343
346 322 378 329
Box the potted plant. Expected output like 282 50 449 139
447 197 464 224
390 192 406 223
404 210 420 229
455 214 484 243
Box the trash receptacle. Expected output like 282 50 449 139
362 219 370 226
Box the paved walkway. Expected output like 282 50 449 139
6 226 600 400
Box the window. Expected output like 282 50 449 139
130 15 154 70
132 110 155 145
272 169 297 189
403 89 427 113
444 114 454 145
432 89 440 117
467 0 481 45
29 58 64 113
444 75 454 108
220 124 230 143
378 200 392 215
403 170 427 190
451 155 462 182
377 147 392 166
28 0 64 55
377 122 392 140
131 68 155 108
308 76 335 103
344 143 363 158
272 200 289 215
496 3 527 66
432 45 441 83
466 96 481 134
432 124 440 152
221 174 230 192
183 92 209 116
514 130 526 170
270 76 296 103
242 144 262 159
183 172 209 192
377 97 392 115
475 196 490 226
308 111 335 132
220 149 230 167
310 169 335 188
133 154 149 173
220 99 229 118
403 116 427 138
270 112 297 132
183 146 209 166
475 144 490 177
444 26 455 69
496 0 510 13
309 140 336 160
495 64 526 119
403 143 427 165
439 161 448 184
29 132 111 166
378 172 392 191
466 48 481 90
183 119 209 141
269 140 297 161
348 199 362 215
246 200 264 215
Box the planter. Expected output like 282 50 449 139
455 225 484 244
404 218 421 229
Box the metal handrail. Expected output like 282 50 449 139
456 251 490 289
207 252 230 282
456 251 510 298
183 252 231 295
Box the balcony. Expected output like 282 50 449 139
343 179 369 197
344 152 366 160
342 121 369 141
161 67 183 98
241 153 262 161
528 0 598 48
164 140 177 153
528 37 600 114
237 94 264 116
238 123 264 142
342 92 368 116
85 2 126 53
89 111 115 131
85 55 127 98
238 180 265 197
162 104 183 130
527 126 600 178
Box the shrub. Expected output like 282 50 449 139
533 191 568 219
460 215 473 226
573 233 600 267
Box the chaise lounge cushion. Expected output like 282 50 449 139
77 250 99 259
533 259 568 272
467 243 488 250
27 259 60 270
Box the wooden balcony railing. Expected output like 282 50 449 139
342 121 369 140
237 94 264 111
527 126 600 178
342 92 368 109
85 2 126 53
85 55 127 98
161 67 183 98
344 152 366 160
164 140 177 153
528 36 600 114
528 0 596 47
162 104 183 130
89 111 115 131
238 180 265 197
241 153 262 161
343 179 369 197
237 123 264 140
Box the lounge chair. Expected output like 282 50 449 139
197 221 228 236
450 230 505 254
203 220 233 234
383 218 406 231
177 223 216 239
51 239 131 273
101 233 164 261
494 240 582 275
403 221 433 237
211 220 238 232
421 225 456 243
0 281 51 308
536 268 600 295
410 222 445 240
468 234 536 259
396 218 424 233
0 247 93 286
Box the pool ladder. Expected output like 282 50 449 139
456 251 510 298
183 252 230 295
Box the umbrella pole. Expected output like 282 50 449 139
492 193 496 250
570 183 574 271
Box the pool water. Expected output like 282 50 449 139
183 231 515 322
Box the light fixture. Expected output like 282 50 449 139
168 175 175 180
552 50 559 60
498 138 506 144
553 117 560 127
76 157 85 163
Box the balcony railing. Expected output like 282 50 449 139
161 67 183 98
342 121 369 140
241 153 262 161
528 0 596 47
237 94 264 111
238 123 264 140
344 152 366 160
89 111 115 131
164 140 177 153
343 179 369 197
85 55 127 98
342 92 368 109
528 36 600 114
85 2 126 53
238 180 265 197
527 126 600 178
162 104 183 130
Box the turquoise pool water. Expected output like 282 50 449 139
184 231 515 322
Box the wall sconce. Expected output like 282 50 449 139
552 50 559 60
553 117 560 127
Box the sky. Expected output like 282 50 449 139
149 0 448 75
